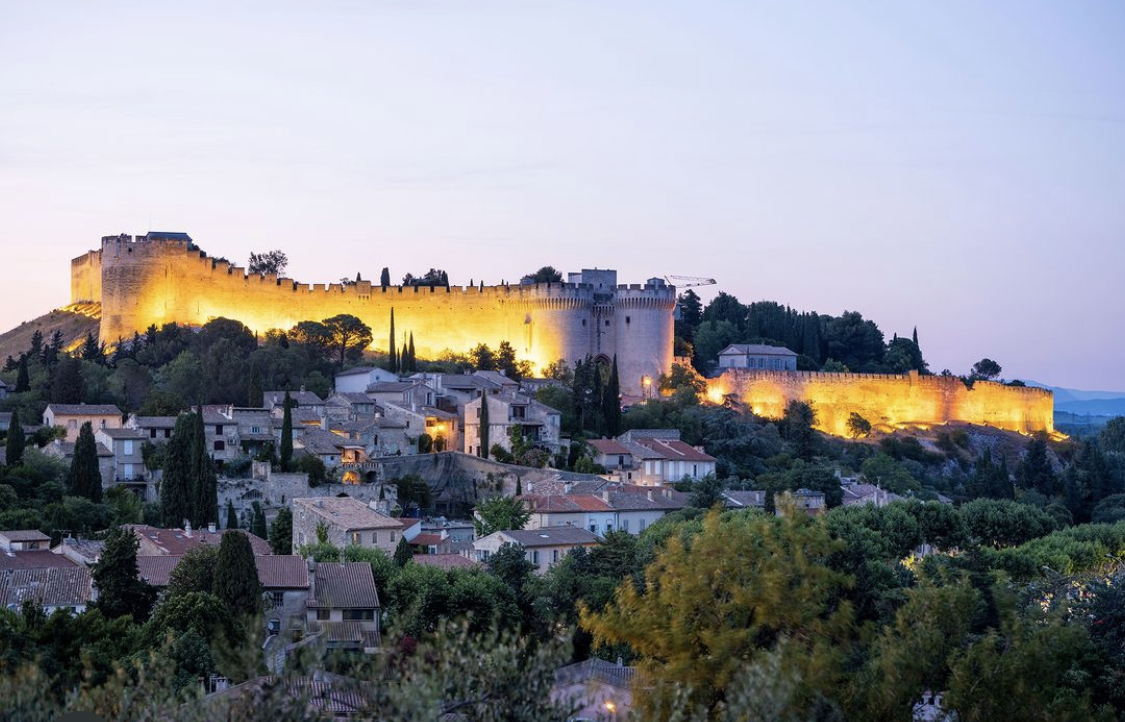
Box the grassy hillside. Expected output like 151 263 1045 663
0 303 100 363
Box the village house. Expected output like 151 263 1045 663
521 484 689 536
0 530 51 551
380 402 460 453
127 415 177 442
43 403 123 442
52 538 105 566
365 380 437 412
42 437 115 485
333 365 399 394
305 560 381 654
326 392 381 418
264 389 326 417
297 427 366 472
95 427 147 485
717 343 799 371
291 497 415 554
613 429 717 485
472 527 600 574
462 391 562 457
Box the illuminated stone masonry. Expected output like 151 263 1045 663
71 233 676 395
708 369 1055 437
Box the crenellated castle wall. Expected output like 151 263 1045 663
76 235 675 394
708 369 1055 437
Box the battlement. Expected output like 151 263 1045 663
75 232 676 394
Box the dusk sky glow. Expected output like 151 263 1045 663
2 1 1123 389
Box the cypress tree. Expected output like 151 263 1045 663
269 506 292 555
407 332 416 372
280 390 294 472
479 394 490 458
247 366 263 407
912 326 919 347
388 308 398 373
213 530 262 616
251 501 267 539
602 356 622 437
226 499 239 530
393 536 413 566
161 414 194 527
14 355 29 393
4 409 25 467
67 421 103 502
92 525 155 621
29 330 43 359
380 267 390 288
190 405 218 528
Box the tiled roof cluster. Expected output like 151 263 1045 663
309 562 380 609
126 525 273 556
293 497 403 531
0 567 93 608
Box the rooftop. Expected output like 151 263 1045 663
412 554 480 571
46 404 122 416
138 554 309 588
0 550 80 572
498 527 601 548
0 530 51 543
719 343 798 357
125 525 273 556
309 562 380 609
0 567 93 608
292 497 403 531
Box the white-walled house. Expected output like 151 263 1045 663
472 527 600 574
463 392 562 457
521 485 688 537
334 366 400 394
717 344 798 371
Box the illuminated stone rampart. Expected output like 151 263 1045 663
72 234 675 395
708 369 1055 436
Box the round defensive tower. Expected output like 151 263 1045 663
614 279 677 395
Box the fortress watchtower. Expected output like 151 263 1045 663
70 233 676 395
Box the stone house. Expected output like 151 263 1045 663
264 389 326 417
291 497 409 554
462 392 562 457
472 527 600 574
125 524 273 556
717 343 798 371
615 429 717 484
381 402 460 453
365 381 437 412
0 530 51 551
326 392 381 418
333 366 399 394
305 561 380 653
42 438 115 486
95 427 147 485
127 415 177 442
43 404 123 442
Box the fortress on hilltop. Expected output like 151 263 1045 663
708 369 1056 436
69 231 1054 435
70 232 676 395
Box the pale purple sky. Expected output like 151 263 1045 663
2 1 1123 390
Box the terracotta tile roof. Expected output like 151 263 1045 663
0 530 51 543
46 404 122 416
520 495 613 513
0 551 80 571
523 479 608 496
126 525 273 556
309 562 380 609
297 428 347 455
588 439 631 456
0 567 93 608
723 490 767 509
630 437 716 462
498 527 601 548
412 554 480 570
138 554 309 589
410 534 444 546
308 620 381 648
293 497 403 531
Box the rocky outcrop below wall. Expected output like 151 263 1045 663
708 369 1054 437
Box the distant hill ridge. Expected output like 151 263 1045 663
1028 381 1125 418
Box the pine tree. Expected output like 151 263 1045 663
190 405 218 528
602 356 622 437
92 525 155 621
67 421 103 502
269 506 293 555
388 308 398 373
14 355 29 393
478 394 490 458
393 536 413 566
213 530 262 616
29 330 43 359
161 414 194 527
380 267 390 288
280 390 294 472
4 409 25 467
80 331 104 364
251 501 268 539
226 499 239 530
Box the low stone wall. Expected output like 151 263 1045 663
708 369 1055 437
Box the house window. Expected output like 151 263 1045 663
640 519 647 532
391 532 396 542
344 609 374 621
99 419 107 429
68 420 77 429
164 429 171 439
124 463 134 479
626 316 631 324
552 549 559 563
214 440 225 451
371 532 378 544
268 591 284 609
582 319 587 327
215 425 223 434
693 464 698 477
622 519 629 532
351 532 360 545
589 524 596 534
317 609 331 620
124 440 133 455
605 521 612 533
150 429 157 439
604 320 610 327
531 550 540 565
298 532 305 545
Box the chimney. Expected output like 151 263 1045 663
306 555 316 599
564 482 573 494
184 521 192 538
207 522 216 533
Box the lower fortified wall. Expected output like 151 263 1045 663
71 233 676 395
708 369 1055 437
